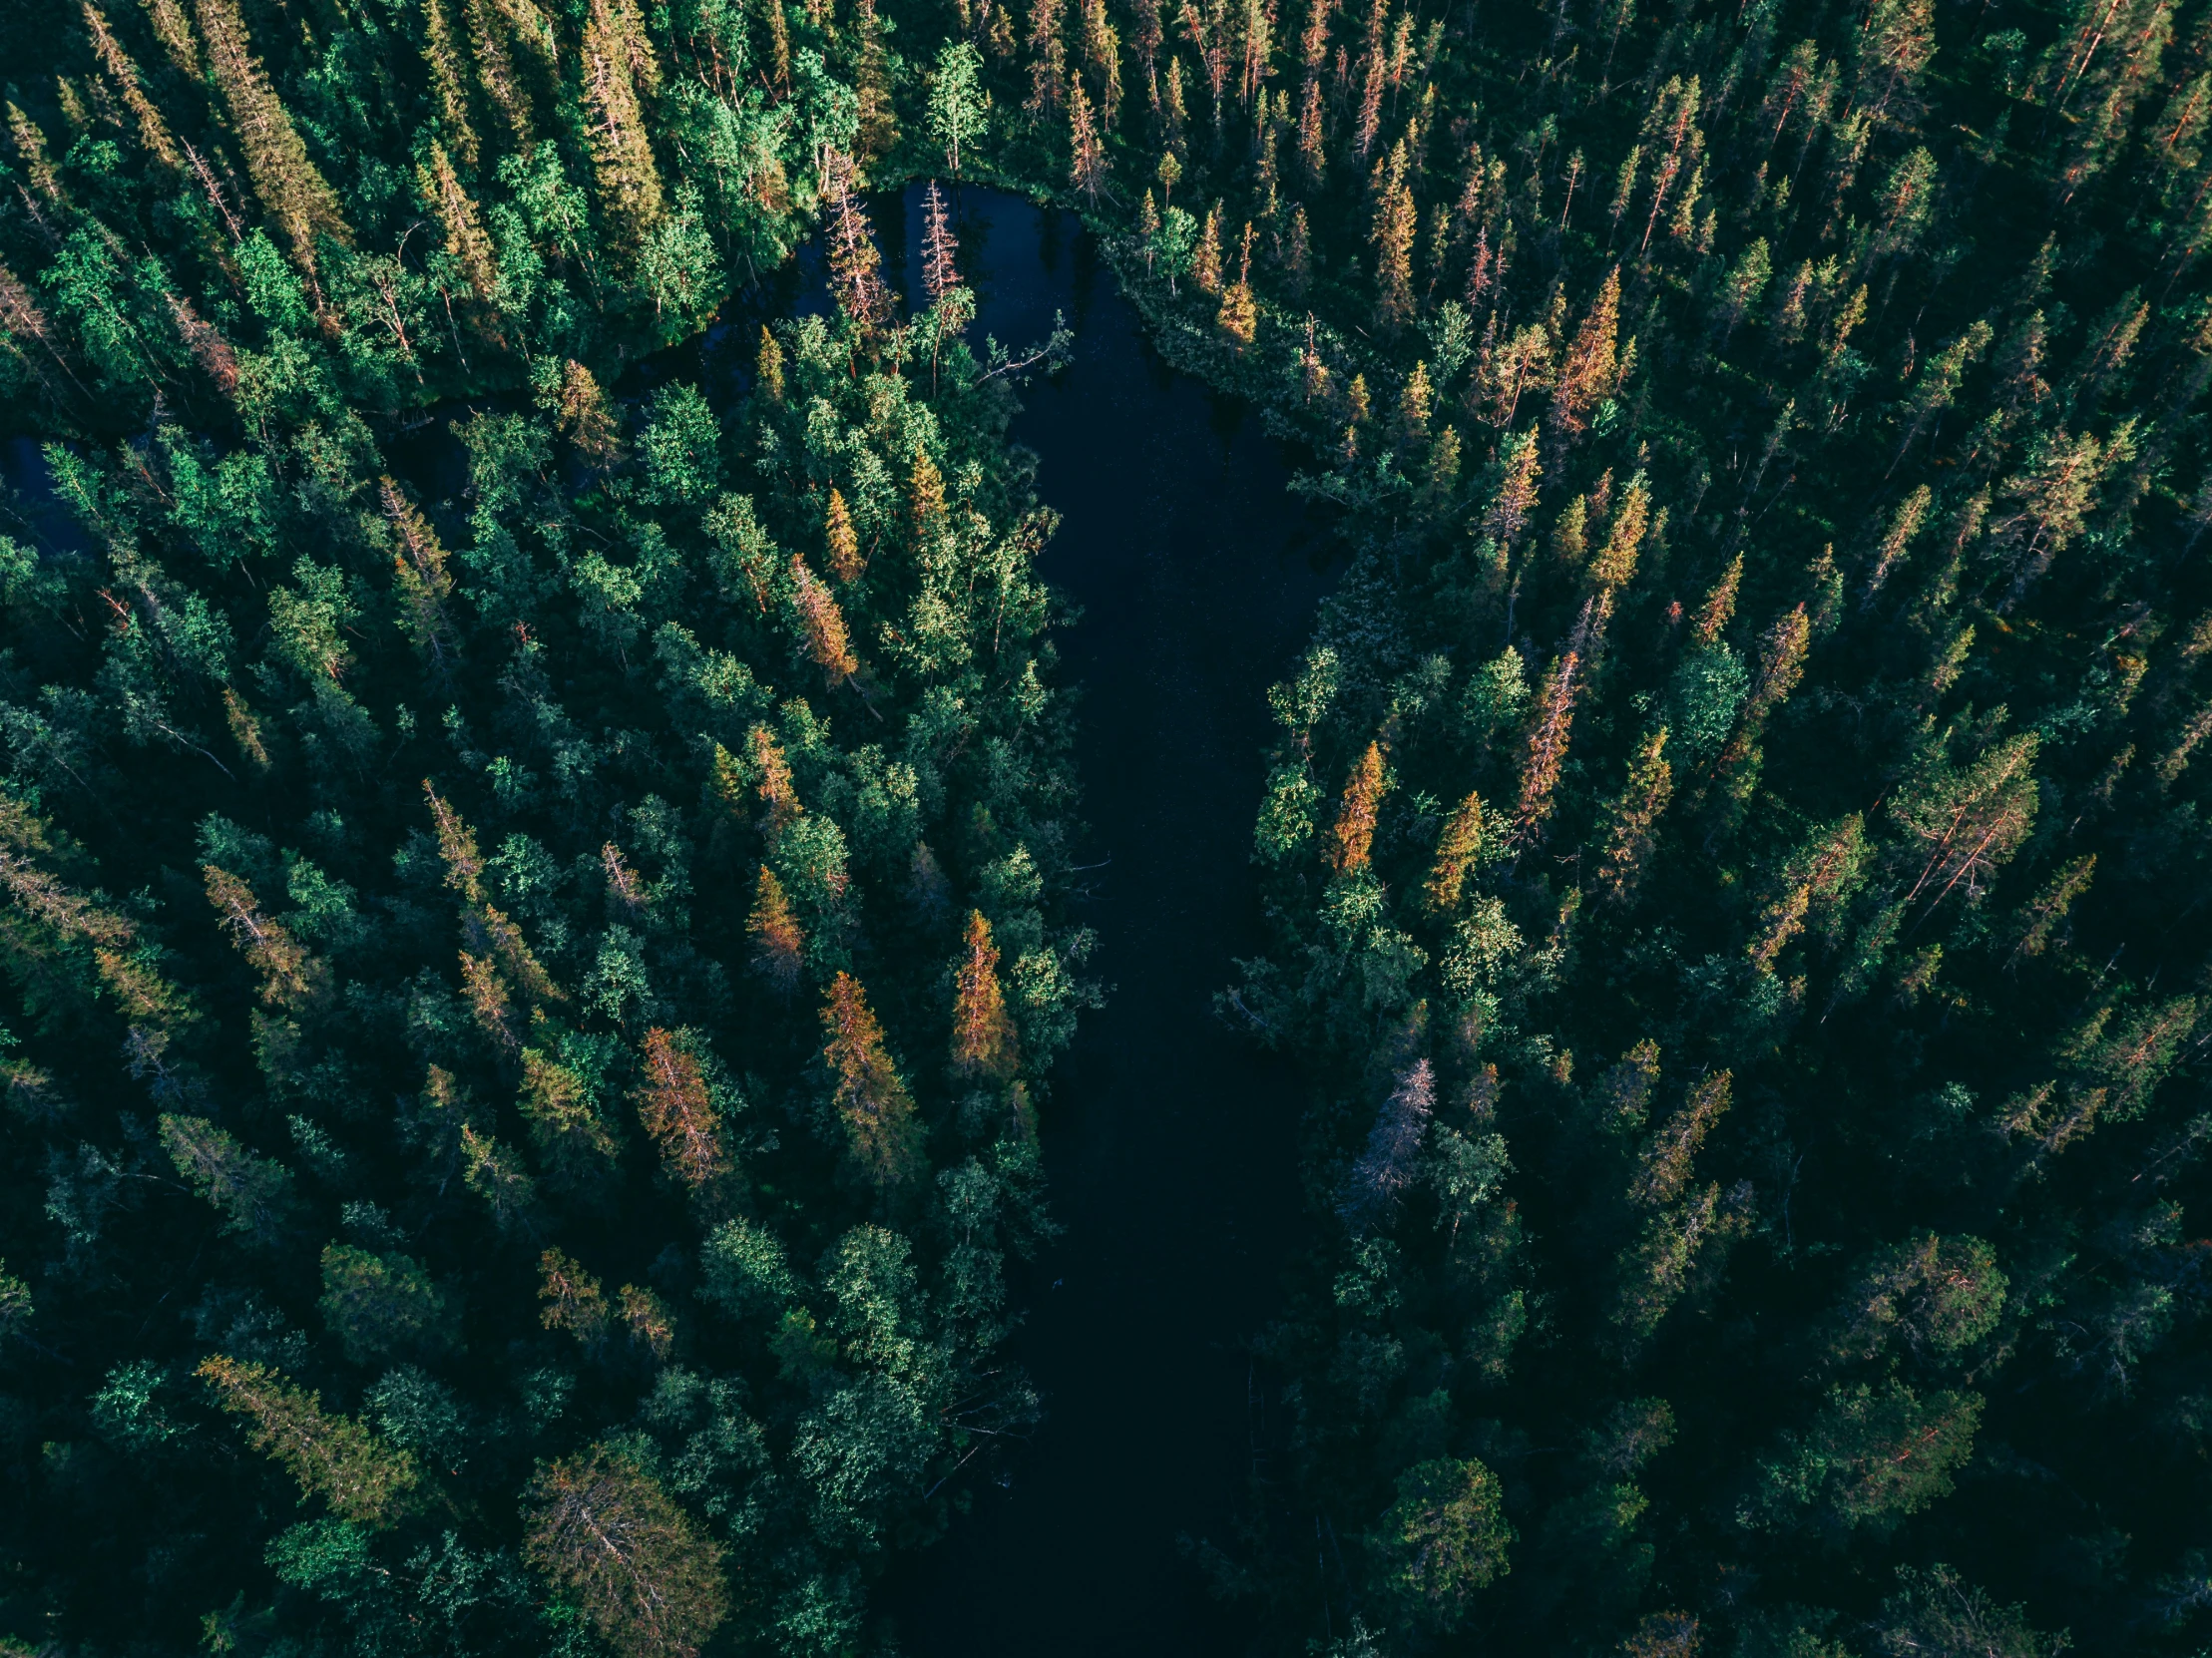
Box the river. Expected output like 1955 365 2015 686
869 186 1335 1656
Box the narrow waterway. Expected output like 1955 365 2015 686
874 188 1336 1655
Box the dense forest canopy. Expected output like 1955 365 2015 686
3 0 2212 1651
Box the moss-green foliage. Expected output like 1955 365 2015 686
0 7 1097 1654
873 0 2212 1648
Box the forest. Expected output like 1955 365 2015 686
0 0 2209 1652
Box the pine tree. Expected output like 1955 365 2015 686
819 971 922 1185
1068 74 1108 201
381 477 462 677
198 1356 422 1525
910 447 948 540
539 1245 613 1349
203 865 321 1010
852 0 900 160
418 143 498 303
1217 222 1258 344
921 182 961 300
463 0 548 145
1691 554 1742 645
520 1040 621 1181
755 324 785 402
1192 202 1224 293
522 1446 728 1658
1425 791 1484 911
554 359 624 468
82 2 181 172
1713 606 1810 782
1862 485 1932 606
1593 728 1673 904
1587 473 1650 591
788 554 859 680
1284 204 1313 294
747 865 805 992
1514 606 1594 842
632 1028 729 1191
748 725 801 836
1374 173 1418 329
460 1124 540 1230
825 488 863 583
929 41 989 176
1327 740 1388 872
1550 266 1621 439
419 0 482 173
580 0 666 252
1027 0 1068 116
951 909 1019 1077
194 0 351 270
1476 426 1543 554
822 151 891 334
159 1114 296 1245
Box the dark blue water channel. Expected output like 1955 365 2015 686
872 187 1336 1656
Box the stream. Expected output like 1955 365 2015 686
876 187 1336 1655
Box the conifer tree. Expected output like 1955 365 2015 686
930 42 990 176
1069 74 1108 201
194 0 351 270
748 725 801 837
951 909 1019 1077
553 360 625 468
538 1244 613 1347
380 478 462 678
819 971 922 1185
1691 554 1743 646
632 1028 729 1191
910 447 948 539
418 144 499 303
580 0 667 251
822 151 891 334
825 488 863 583
1514 610 1592 842
159 1115 296 1245
198 1357 422 1525
1589 728 1673 905
921 182 961 301
788 554 859 680
82 3 181 172
1550 266 1622 440
1425 791 1484 910
419 0 482 173
747 865 804 992
1192 202 1224 293
1328 740 1388 872
522 1445 727 1658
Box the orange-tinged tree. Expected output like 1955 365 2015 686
198 1355 421 1525
1328 740 1389 872
951 910 1019 1077
747 865 805 991
632 1027 730 1191
819 972 921 1185
522 1445 727 1658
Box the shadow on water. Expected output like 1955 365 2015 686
878 186 1337 1658
0 185 1336 1655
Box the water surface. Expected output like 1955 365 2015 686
881 187 1335 1658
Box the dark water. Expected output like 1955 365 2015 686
875 188 1335 1656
